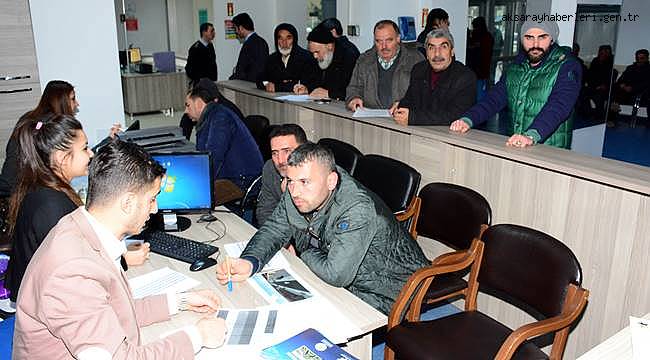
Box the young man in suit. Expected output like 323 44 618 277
229 12 269 82
13 140 227 359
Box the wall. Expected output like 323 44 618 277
613 0 648 66
29 0 124 146
168 0 195 58
116 0 169 54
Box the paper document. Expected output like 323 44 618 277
224 241 289 271
274 94 312 102
631 316 650 360
248 268 314 304
216 308 280 347
352 108 391 118
129 267 200 299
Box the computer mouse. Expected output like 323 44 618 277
189 257 218 272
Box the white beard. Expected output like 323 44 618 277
318 51 334 70
279 46 292 56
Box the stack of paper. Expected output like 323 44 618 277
352 108 391 118
129 267 200 299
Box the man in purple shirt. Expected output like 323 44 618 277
450 20 582 149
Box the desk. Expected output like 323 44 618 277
121 71 187 115
217 80 650 358
577 313 650 359
128 210 386 359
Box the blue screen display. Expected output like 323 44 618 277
152 153 212 211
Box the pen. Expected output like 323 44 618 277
226 256 233 292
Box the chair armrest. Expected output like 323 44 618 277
495 284 589 360
387 238 484 328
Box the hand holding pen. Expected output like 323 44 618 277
216 256 254 286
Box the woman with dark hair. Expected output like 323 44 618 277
0 80 78 196
416 8 450 55
5 114 90 302
4 115 148 303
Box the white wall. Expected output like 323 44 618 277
116 0 169 54
168 0 195 58
29 0 124 146
614 0 648 66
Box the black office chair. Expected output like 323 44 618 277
242 115 272 161
353 154 421 238
386 224 589 360
415 182 492 307
317 138 363 176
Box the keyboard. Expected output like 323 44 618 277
142 230 219 264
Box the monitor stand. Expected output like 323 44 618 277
156 213 191 232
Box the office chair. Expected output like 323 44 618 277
416 182 491 307
242 115 272 161
353 154 421 238
386 224 589 360
317 138 363 176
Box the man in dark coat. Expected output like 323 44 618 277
256 23 320 93
185 22 218 84
391 28 476 126
294 23 359 101
229 13 269 82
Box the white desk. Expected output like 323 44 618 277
577 313 650 359
127 210 386 359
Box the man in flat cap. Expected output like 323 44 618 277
450 20 582 149
294 23 359 100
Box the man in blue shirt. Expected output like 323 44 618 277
450 20 582 149
184 80 263 191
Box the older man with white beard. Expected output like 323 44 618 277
293 23 360 100
257 23 320 93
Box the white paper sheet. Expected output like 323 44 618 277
352 107 391 118
224 241 289 271
128 267 200 299
630 316 650 360
274 94 312 102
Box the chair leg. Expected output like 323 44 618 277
384 344 395 360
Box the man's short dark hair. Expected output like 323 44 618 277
287 142 335 172
268 124 307 144
321 18 343 36
232 13 254 31
374 20 400 35
86 140 165 208
187 78 218 103
199 22 213 37
636 49 649 57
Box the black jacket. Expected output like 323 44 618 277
315 38 359 100
230 32 269 82
5 187 77 302
256 45 320 92
398 60 476 125
185 40 218 83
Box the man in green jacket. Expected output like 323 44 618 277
450 20 582 149
216 143 429 314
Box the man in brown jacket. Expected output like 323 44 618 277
13 141 226 359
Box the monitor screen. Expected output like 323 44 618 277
128 47 141 63
153 51 176 73
152 152 213 213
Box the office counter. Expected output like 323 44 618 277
218 80 650 358
121 71 187 115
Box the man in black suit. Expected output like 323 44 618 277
229 13 269 82
257 23 320 93
185 22 218 85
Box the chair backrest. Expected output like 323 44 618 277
479 224 583 320
353 154 421 213
317 138 363 176
417 183 491 250
242 115 272 161
239 175 263 215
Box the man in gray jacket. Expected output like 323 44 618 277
217 143 429 314
346 20 424 111
256 124 307 226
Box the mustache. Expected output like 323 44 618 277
431 56 445 62
527 47 544 53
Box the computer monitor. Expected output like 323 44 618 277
119 50 128 69
151 152 213 231
398 16 417 42
153 51 176 73
128 47 141 64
